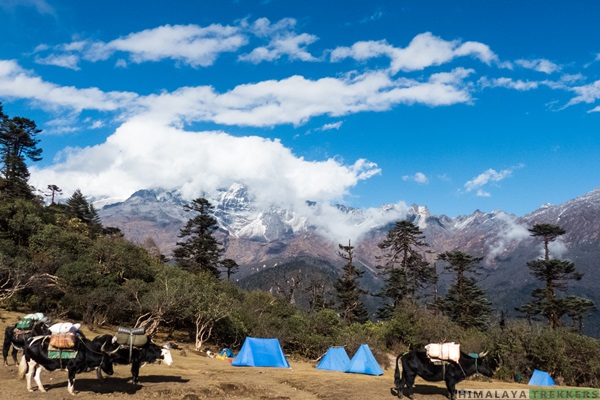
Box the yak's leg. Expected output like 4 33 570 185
25 360 36 392
11 347 18 365
2 331 11 366
96 366 104 381
391 356 404 399
33 363 46 393
67 367 77 395
404 370 416 400
446 378 457 400
131 362 140 384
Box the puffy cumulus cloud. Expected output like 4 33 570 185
107 24 247 67
29 118 391 242
34 24 248 68
515 58 561 74
485 212 530 263
30 117 381 213
464 165 522 197
330 32 497 73
0 59 138 112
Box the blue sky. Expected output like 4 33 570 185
1 0 600 221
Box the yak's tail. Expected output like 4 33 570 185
391 353 404 398
17 355 27 380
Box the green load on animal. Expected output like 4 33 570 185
116 326 148 347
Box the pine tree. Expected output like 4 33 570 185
563 295 597 333
65 189 103 235
334 240 368 323
376 220 435 318
528 223 566 261
173 198 223 277
519 223 591 329
524 258 583 328
438 250 492 330
46 184 63 204
0 104 42 200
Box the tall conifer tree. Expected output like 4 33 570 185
438 250 492 330
376 220 435 319
334 240 368 323
518 223 592 329
173 198 223 277
0 103 42 200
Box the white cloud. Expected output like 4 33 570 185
34 54 81 70
479 77 539 91
239 18 318 63
486 212 530 263
547 239 568 259
239 32 318 63
311 202 407 244
34 24 248 68
137 69 473 127
515 58 561 74
331 32 497 73
107 24 247 67
318 121 343 131
565 80 600 107
0 60 138 112
0 59 474 132
464 165 522 196
361 10 384 23
30 119 380 205
402 172 429 184
33 18 320 69
29 118 384 242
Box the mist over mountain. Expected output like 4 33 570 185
98 184 600 336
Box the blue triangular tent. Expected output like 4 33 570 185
220 348 234 358
231 337 290 368
346 344 384 376
316 347 350 372
528 369 555 386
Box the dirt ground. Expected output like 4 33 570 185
0 311 569 400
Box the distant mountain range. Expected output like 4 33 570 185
98 184 600 336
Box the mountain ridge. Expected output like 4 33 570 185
98 184 600 336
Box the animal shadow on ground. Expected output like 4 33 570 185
40 374 190 394
39 378 140 395
391 384 448 398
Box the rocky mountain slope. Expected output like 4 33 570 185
98 185 600 336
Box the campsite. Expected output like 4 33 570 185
0 344 566 400
1 310 582 400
